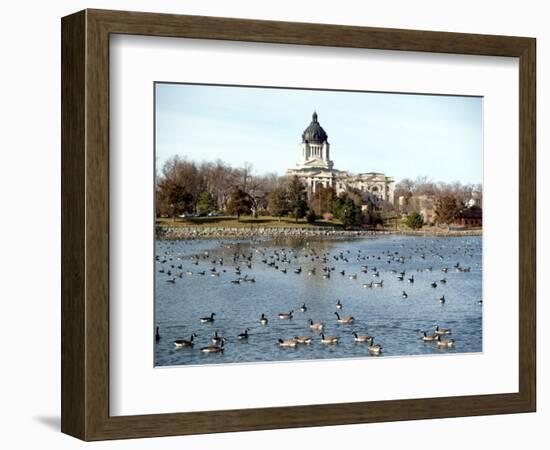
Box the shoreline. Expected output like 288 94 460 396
156 226 482 240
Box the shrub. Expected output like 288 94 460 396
405 212 424 230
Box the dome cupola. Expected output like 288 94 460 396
302 111 328 144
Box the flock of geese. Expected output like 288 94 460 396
155 237 481 359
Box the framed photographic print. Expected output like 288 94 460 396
61 9 536 441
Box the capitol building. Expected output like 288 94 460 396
287 112 395 209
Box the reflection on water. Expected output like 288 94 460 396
154 235 482 367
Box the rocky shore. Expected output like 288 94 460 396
156 226 482 240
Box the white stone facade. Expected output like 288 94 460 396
287 112 395 209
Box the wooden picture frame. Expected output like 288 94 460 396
61 9 536 441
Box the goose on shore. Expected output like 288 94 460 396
278 311 293 320
368 337 383 354
201 338 225 353
174 333 197 348
260 313 268 325
278 338 297 348
200 313 216 323
308 319 324 331
320 333 339 345
352 331 373 342
335 312 354 324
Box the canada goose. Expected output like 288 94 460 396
435 325 452 335
349 274 358 280
401 291 408 299
308 319 324 331
294 267 302 274
368 337 383 354
352 331 373 342
201 338 225 353
278 338 297 348
430 281 438 288
397 275 404 281
200 313 216 323
439 295 446 304
278 311 293 320
336 300 343 309
299 303 307 312
294 335 312 344
436 335 455 348
478 299 483 305
155 326 161 342
421 331 437 342
211 331 223 345
166 277 176 283
174 333 197 348
408 275 415 283
238 328 250 340
230 279 241 285
320 333 339 344
373 280 384 287
260 313 268 325
335 312 354 324
440 278 447 284
362 282 373 288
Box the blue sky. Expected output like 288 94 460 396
155 83 482 185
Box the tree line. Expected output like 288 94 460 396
156 156 480 228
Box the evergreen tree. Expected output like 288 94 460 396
287 176 308 222
268 188 289 221
226 186 252 221
196 191 215 216
405 212 424 230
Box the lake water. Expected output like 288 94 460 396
154 234 482 367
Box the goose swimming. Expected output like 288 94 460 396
174 333 197 348
368 337 383 354
308 319 324 331
320 333 339 345
278 338 297 348
352 331 373 342
201 338 225 353
200 313 216 323
334 312 354 324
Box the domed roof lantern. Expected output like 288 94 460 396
302 111 328 144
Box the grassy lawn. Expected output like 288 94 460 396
156 215 344 229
